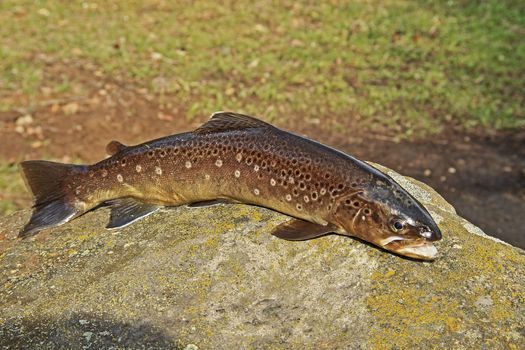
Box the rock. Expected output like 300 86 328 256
0 166 523 349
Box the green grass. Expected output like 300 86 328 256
0 164 28 216
1 0 524 133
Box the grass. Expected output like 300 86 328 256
0 0 523 133
0 0 524 216
0 164 28 215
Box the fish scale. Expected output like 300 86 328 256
18 112 442 260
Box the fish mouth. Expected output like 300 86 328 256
380 236 438 260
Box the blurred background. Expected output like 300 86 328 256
0 1 523 247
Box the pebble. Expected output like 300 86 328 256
15 114 33 126
151 52 163 61
37 8 50 16
423 169 432 177
62 102 79 115
448 167 456 174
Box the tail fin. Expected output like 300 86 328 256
18 160 87 237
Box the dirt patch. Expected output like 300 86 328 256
0 62 199 164
1 62 523 248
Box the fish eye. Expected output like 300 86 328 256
392 220 404 231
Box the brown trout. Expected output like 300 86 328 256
19 112 441 260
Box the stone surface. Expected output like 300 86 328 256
0 167 524 349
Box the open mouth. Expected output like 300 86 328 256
380 236 438 260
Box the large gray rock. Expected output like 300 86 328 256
0 166 523 349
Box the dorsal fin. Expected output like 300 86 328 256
105 140 128 156
194 112 273 134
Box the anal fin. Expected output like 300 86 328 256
106 198 160 229
271 219 336 241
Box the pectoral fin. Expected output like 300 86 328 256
106 198 160 229
271 219 336 241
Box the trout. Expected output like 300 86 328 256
19 112 441 260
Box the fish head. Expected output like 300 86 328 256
334 177 442 260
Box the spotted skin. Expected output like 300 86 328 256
21 112 442 260
77 127 359 225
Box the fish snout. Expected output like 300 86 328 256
419 225 442 241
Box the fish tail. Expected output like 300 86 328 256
18 160 88 237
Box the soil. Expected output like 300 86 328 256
1 62 523 249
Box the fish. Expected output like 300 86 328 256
19 112 442 260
